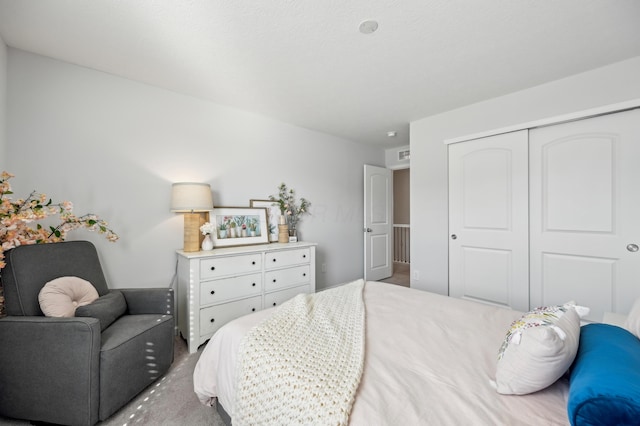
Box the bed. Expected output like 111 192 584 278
193 280 584 425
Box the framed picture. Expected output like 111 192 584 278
211 207 269 248
250 199 281 242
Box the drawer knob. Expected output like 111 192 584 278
252 308 256 312
252 283 256 287
303 254 306 258
272 259 277 262
210 290 215 295
272 279 276 283
210 318 215 323
252 261 256 265
273 302 277 306
210 266 215 271
303 273 306 277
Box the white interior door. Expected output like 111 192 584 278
364 165 393 281
530 109 640 321
448 130 529 311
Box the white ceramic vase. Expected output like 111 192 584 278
201 234 214 251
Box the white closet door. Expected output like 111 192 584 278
449 130 529 311
530 109 640 321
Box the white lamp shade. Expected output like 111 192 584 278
170 182 214 212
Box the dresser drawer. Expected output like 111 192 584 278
200 273 262 305
200 254 262 279
264 285 311 308
199 296 262 337
265 264 310 291
265 248 310 270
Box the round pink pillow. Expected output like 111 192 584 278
38 276 99 317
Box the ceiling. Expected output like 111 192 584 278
0 1 639 148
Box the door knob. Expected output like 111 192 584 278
364 228 372 232
627 244 639 252
451 234 457 240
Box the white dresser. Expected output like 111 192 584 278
177 242 316 353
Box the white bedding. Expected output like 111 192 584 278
194 281 570 425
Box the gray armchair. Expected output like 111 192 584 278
0 241 175 426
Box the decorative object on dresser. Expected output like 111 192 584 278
250 199 282 242
170 182 214 252
200 222 215 251
269 182 310 242
210 207 269 248
176 242 316 353
278 218 289 243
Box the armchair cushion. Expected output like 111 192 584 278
75 290 127 331
38 276 99 317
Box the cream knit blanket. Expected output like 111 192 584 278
233 279 366 426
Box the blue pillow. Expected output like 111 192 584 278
568 324 640 426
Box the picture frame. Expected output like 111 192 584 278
211 207 269 248
250 199 282 242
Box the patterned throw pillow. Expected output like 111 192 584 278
493 302 589 395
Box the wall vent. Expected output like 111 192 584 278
398 149 410 161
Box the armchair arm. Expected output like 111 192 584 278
0 316 101 426
120 288 174 315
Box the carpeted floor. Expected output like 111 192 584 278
0 337 225 426
380 262 410 287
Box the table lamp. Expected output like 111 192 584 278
171 182 214 252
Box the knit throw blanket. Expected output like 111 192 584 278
233 279 366 426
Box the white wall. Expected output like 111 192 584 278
5 49 384 290
0 34 7 170
410 56 640 295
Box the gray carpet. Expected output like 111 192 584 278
0 337 226 426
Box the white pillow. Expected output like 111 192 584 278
493 302 589 395
624 298 640 339
38 276 99 317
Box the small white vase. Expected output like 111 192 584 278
201 234 214 251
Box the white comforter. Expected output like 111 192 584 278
194 281 570 425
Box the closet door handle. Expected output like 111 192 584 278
627 244 639 252
451 234 457 240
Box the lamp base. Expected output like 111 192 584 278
184 212 208 252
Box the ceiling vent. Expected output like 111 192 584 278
398 149 410 161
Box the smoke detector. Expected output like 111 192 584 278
359 20 379 34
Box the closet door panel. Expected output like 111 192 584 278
530 109 640 320
449 130 529 311
543 137 613 232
